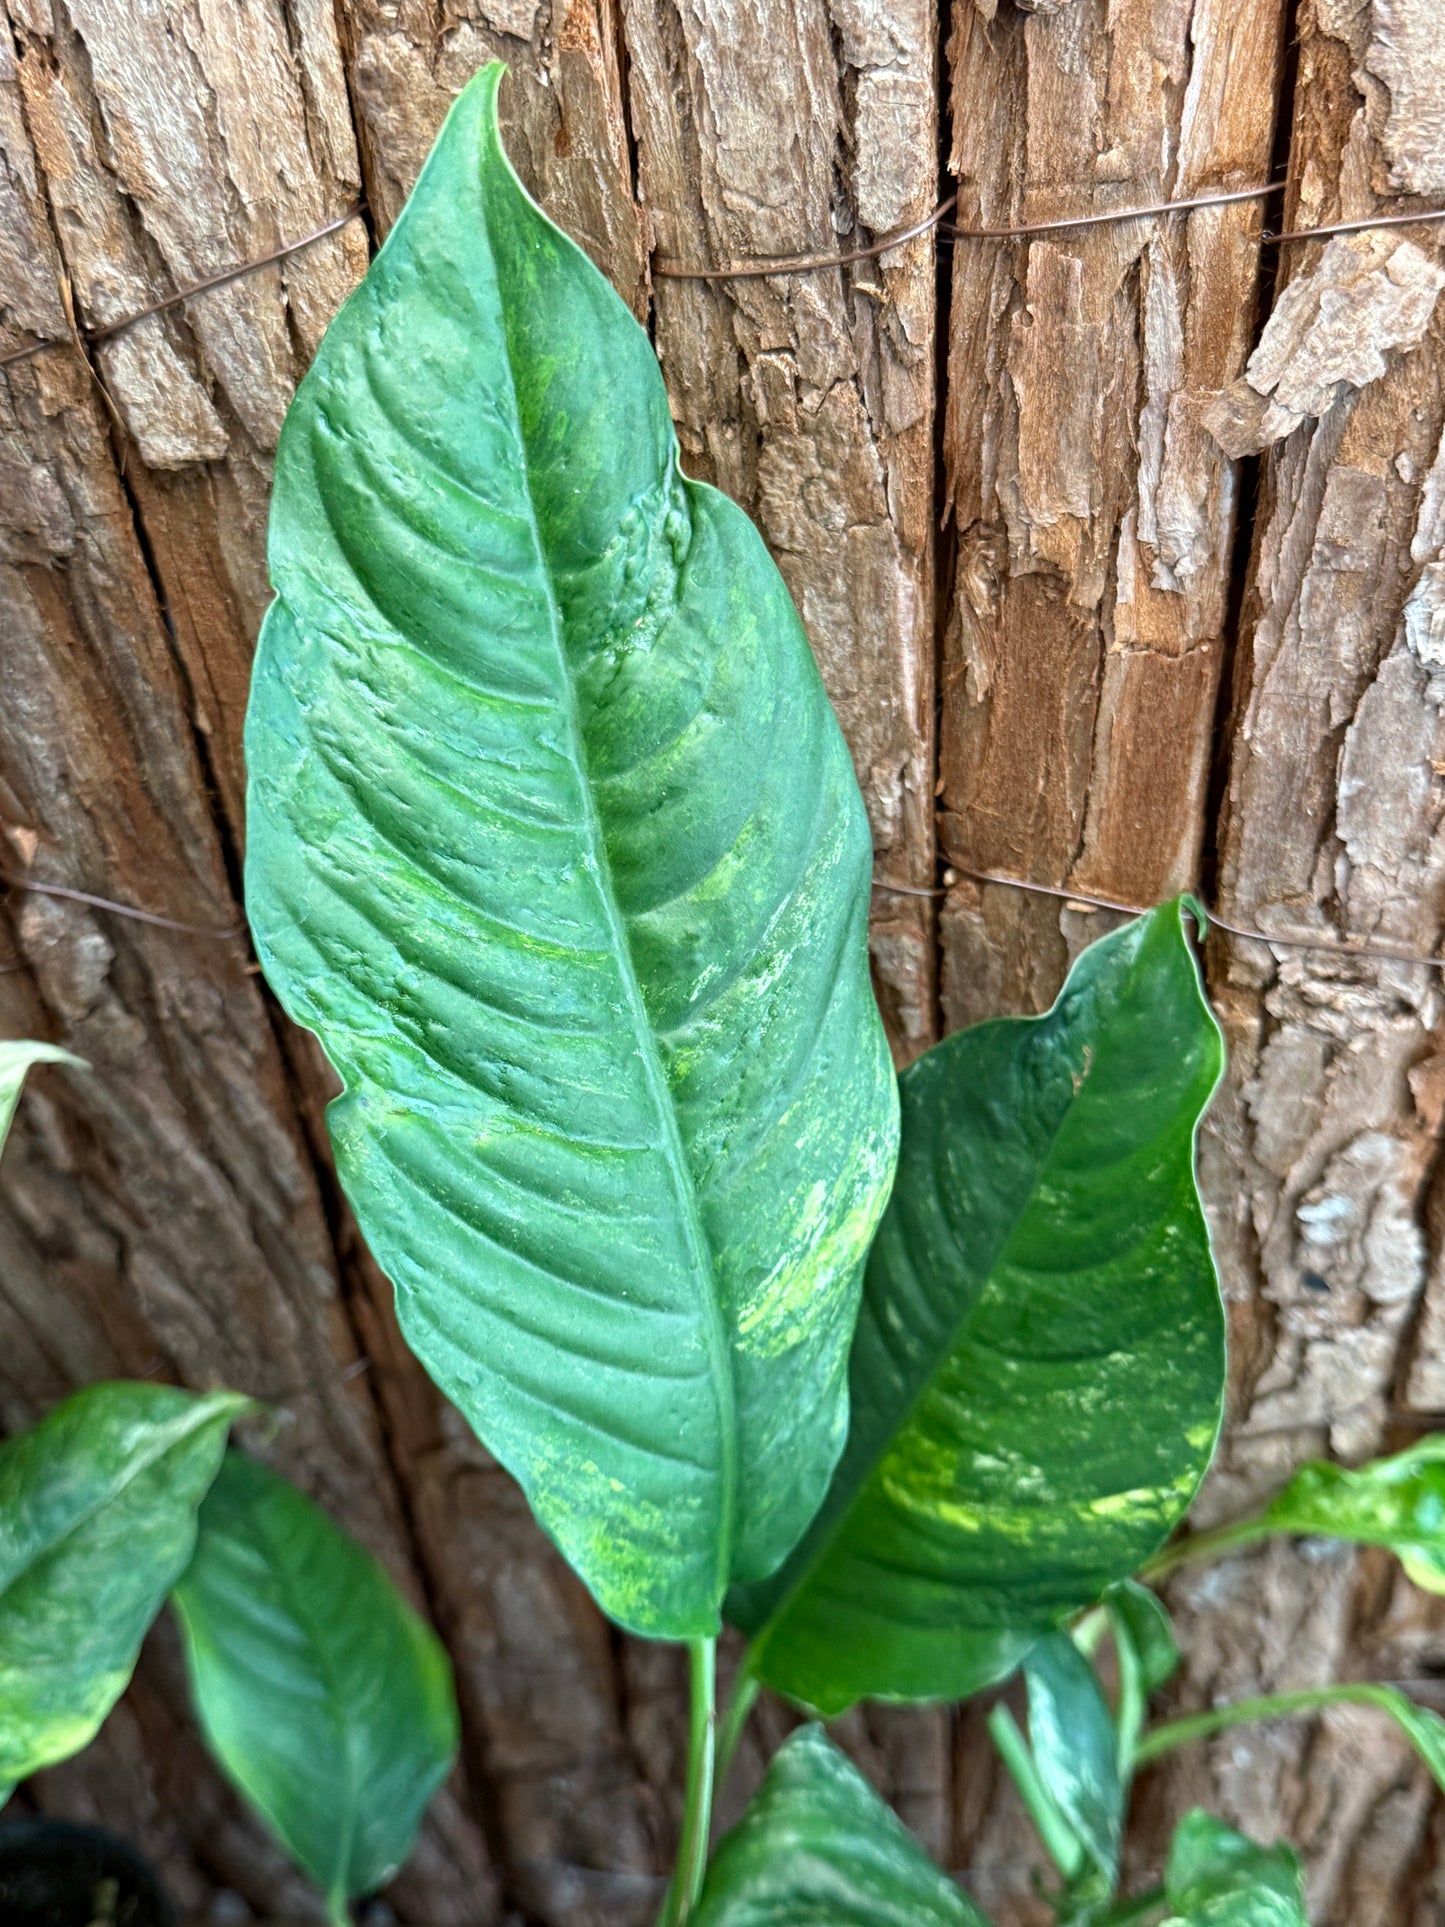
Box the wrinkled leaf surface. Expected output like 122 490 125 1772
173 1451 458 1907
733 902 1224 1710
243 62 897 1640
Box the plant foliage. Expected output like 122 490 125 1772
242 61 898 1643
173 1451 458 1912
0 1383 245 1797
730 902 1225 1712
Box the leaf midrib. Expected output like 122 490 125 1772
248 1490 363 1902
758 941 1158 1645
480 168 738 1598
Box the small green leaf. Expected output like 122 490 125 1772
1162 1811 1307 1927
733 901 1225 1712
1107 1581 1180 1696
0 1382 245 1787
1264 1437 1445 1591
1025 1634 1122 1885
172 1451 459 1907
243 60 897 1642
693 1724 990 1927
0 1041 84 1155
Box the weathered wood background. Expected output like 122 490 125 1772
4 0 1445 1919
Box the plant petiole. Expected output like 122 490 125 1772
1135 1682 1405 1763
1139 1514 1271 1583
714 1656 759 1793
987 1702 1085 1884
657 1637 718 1927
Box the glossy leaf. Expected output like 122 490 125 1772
1025 1634 1122 1885
243 61 897 1641
1162 1812 1307 1927
0 1041 84 1154
693 1724 990 1927
0 1383 245 1792
1107 1581 1180 1696
733 901 1225 1711
1263 1437 1445 1591
172 1451 458 1908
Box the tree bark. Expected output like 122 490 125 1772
3 0 1445 1922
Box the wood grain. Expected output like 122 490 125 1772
937 0 1283 1030
5 0 1445 1920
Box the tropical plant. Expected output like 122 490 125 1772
7 58 1445 1927
0 1051 458 1923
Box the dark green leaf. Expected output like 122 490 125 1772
0 1383 245 1790
1025 1634 1122 1885
243 61 897 1641
1264 1438 1445 1591
733 901 1225 1712
0 1041 84 1154
693 1724 990 1927
172 1451 458 1908
1162 1811 1307 1927
1108 1581 1180 1695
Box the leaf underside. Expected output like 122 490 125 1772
172 1451 459 1905
0 1383 244 1786
693 1725 989 1927
243 64 897 1638
734 901 1226 1713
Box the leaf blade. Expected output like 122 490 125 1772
0 1382 245 1784
1025 1633 1123 1885
243 62 897 1639
1263 1437 1445 1590
172 1451 459 1903
736 900 1225 1711
1162 1811 1307 1927
693 1724 990 1927
0 1041 84 1154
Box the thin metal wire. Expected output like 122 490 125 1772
874 866 1445 972
653 195 957 279
942 180 1282 244
1269 204 1445 245
0 206 365 371
0 867 244 939
7 178 1445 361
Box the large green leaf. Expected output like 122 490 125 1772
172 1451 458 1909
0 1383 245 1791
693 1724 990 1927
1025 1634 1122 1885
1162 1812 1307 1927
732 901 1225 1712
243 62 897 1641
1261 1437 1445 1591
0 1041 84 1154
